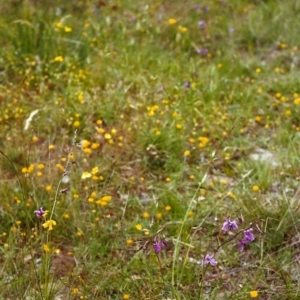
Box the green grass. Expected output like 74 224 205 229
1 0 300 299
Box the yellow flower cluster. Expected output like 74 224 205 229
168 18 188 32
22 164 35 174
96 125 118 145
87 192 112 206
147 104 159 117
21 163 46 177
96 195 112 206
81 139 101 155
55 22 72 33
198 136 209 148
81 166 102 181
178 25 187 33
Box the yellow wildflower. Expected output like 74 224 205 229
178 25 187 32
43 244 51 252
73 121 80 127
135 224 142 231
250 291 258 298
81 171 92 179
55 22 63 29
54 56 63 62
104 133 112 139
56 163 64 171
64 26 72 32
184 150 191 156
168 18 177 25
42 220 57 231
91 166 99 174
101 195 112 202
142 212 149 219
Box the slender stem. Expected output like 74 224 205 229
49 130 77 221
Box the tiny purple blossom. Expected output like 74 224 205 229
244 228 255 242
198 20 206 30
184 82 191 89
238 239 246 251
203 253 217 266
152 239 167 254
238 228 255 251
222 218 238 231
34 207 45 218
202 6 209 13
196 48 208 55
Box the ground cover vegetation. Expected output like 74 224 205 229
1 0 300 299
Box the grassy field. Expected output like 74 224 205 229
1 0 300 299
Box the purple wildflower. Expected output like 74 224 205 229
222 218 238 231
238 228 255 251
198 20 206 30
152 239 167 254
196 48 208 56
34 207 45 218
203 253 217 266
244 228 255 242
238 239 247 251
184 82 191 89
203 6 209 13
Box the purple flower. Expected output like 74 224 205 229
222 218 238 231
184 82 191 89
203 6 209 13
34 207 45 218
198 20 206 30
244 228 255 242
238 239 247 251
238 228 255 251
203 253 217 266
152 239 167 254
196 48 208 55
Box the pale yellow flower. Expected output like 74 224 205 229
81 171 92 179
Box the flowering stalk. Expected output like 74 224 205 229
216 225 256 253
49 130 77 222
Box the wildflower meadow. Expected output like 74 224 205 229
1 0 300 299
